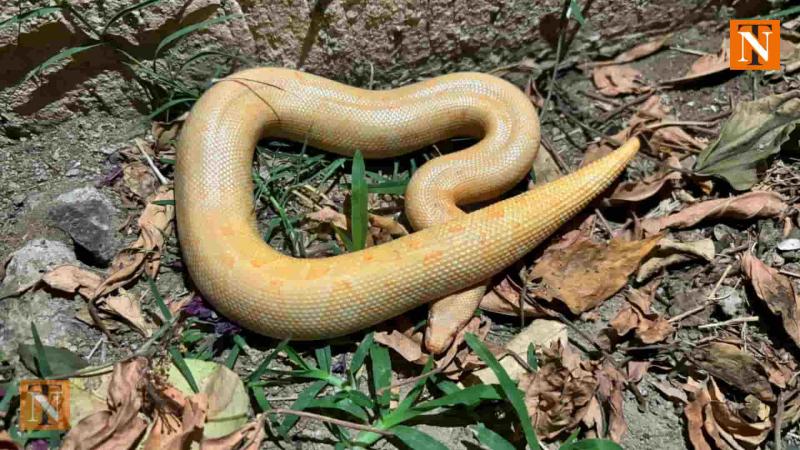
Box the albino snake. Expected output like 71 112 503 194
175 67 640 346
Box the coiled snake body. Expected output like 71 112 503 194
175 67 639 343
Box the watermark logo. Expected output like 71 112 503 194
730 20 781 70
19 380 70 431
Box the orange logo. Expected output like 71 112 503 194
18 380 70 431
730 20 781 70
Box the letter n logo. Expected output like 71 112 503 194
19 379 70 431
730 20 781 70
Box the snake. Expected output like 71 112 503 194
174 67 640 344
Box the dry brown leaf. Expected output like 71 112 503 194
691 342 775 402
369 213 408 244
608 289 673 344
62 358 149 450
307 207 347 230
592 65 649 97
122 162 158 201
608 157 682 205
518 341 600 439
612 34 672 64
41 265 103 299
707 379 771 446
530 235 661 314
651 379 688 403
479 277 540 316
0 431 20 450
596 364 628 442
374 330 429 365
636 238 715 282
93 187 175 299
741 251 800 348
663 38 730 85
102 289 153 337
641 191 787 234
143 386 209 450
626 361 650 384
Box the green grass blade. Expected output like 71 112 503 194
369 343 392 414
179 49 255 72
350 150 369 251
147 276 172 321
21 43 104 85
559 439 623 450
415 384 503 410
465 333 538 449
349 332 374 377
0 380 19 418
30 323 52 378
315 346 332 373
246 339 288 384
225 335 246 369
154 13 242 60
278 380 327 436
0 7 61 30
168 346 199 393
102 0 164 34
395 359 433 413
392 425 449 450
251 385 270 412
146 97 197 120
527 343 538 371
475 423 516 450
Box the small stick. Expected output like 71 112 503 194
697 316 758 329
669 46 710 56
780 269 800 278
668 265 732 324
136 139 169 185
776 390 786 450
267 408 392 435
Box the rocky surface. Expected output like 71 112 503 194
0 239 76 299
48 186 121 266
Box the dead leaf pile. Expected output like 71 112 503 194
662 38 731 85
529 235 661 314
690 342 775 402
517 341 627 442
306 207 408 248
608 156 682 205
684 377 771 450
592 65 649 97
636 238 715 282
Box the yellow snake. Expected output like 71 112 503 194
175 67 640 345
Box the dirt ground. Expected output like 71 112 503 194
2 1 800 449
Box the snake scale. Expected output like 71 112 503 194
175 67 640 342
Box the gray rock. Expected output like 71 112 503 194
49 187 121 266
0 239 76 298
717 286 746 318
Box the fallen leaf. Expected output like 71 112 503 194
662 38 730 85
596 363 628 442
650 379 688 403
694 91 800 190
102 290 153 337
201 416 266 450
530 236 661 314
691 342 775 402
122 162 158 201
641 191 787 234
592 65 649 97
612 34 672 64
307 207 347 230
464 319 567 386
62 358 149 450
93 187 174 298
626 361 650 384
374 330 429 365
41 265 103 299
143 387 208 450
18 343 89 378
479 277 539 316
369 213 408 244
0 432 20 450
167 359 251 439
608 157 682 205
607 288 673 345
636 238 715 282
741 251 800 348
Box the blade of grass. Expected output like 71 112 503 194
465 333 538 449
154 13 242 60
0 6 61 30
246 339 288 384
30 323 52 378
527 343 539 371
146 276 172 321
168 346 199 393
369 343 391 414
146 97 197 120
393 425 449 450
102 0 164 34
277 380 327 436
315 346 332 374
350 150 368 251
0 380 19 417
21 43 104 85
475 423 516 450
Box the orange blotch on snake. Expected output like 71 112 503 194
306 265 331 280
423 250 444 266
250 258 266 268
269 279 283 290
447 223 465 233
334 280 353 291
486 208 505 219
219 224 235 236
406 237 424 250
362 253 375 262
220 253 236 268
